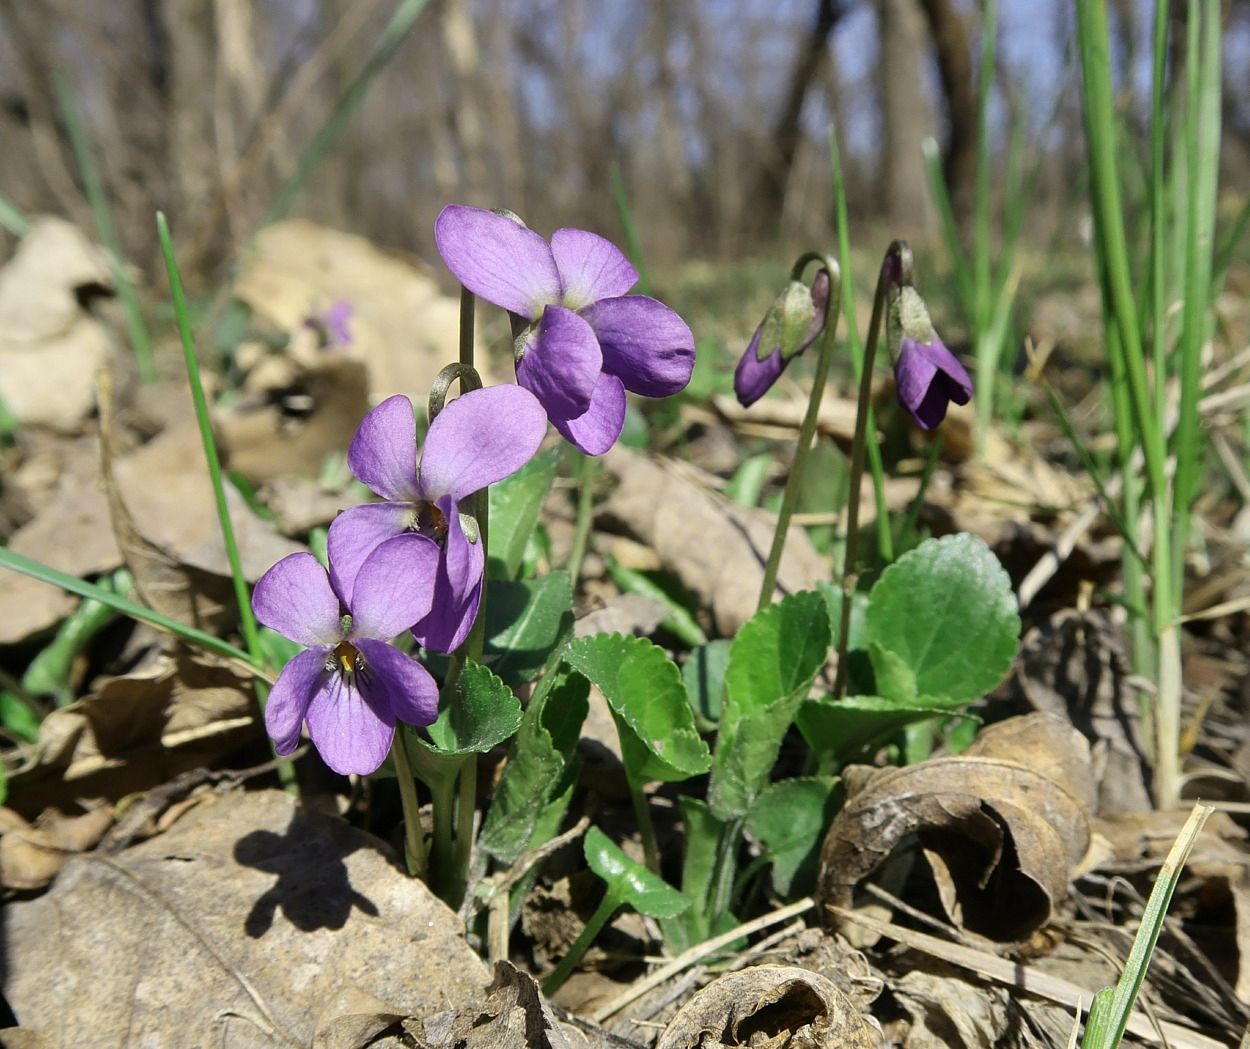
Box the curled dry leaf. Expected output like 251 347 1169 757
0 806 113 890
4 789 488 1046
7 651 256 815
0 218 116 432
817 713 1095 943
599 446 826 635
654 965 878 1049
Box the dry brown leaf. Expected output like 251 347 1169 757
890 966 1010 1049
817 713 1094 943
0 806 113 890
234 218 489 401
654 965 878 1049
600 446 827 635
3 789 488 1046
0 218 117 432
7 650 256 814
1012 609 1152 812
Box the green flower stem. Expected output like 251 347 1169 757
832 242 911 701
390 732 428 879
430 764 458 896
707 816 745 924
628 771 661 874
567 452 598 588
898 432 944 547
0 546 257 669
756 253 843 611
459 285 475 369
542 892 621 997
829 127 892 562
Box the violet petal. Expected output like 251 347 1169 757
417 384 548 502
580 295 695 397
252 552 342 647
355 639 439 727
895 337 971 431
412 495 483 654
326 502 413 608
552 370 627 456
515 305 603 420
734 337 787 408
550 228 638 307
263 647 325 754
434 204 561 319
348 395 422 503
349 533 440 641
305 673 394 776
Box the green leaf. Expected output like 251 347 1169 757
865 533 1018 703
480 671 588 864
709 591 830 820
661 795 726 949
724 453 771 507
746 776 839 896
0 692 40 743
489 447 560 579
796 694 963 767
484 572 574 686
868 641 916 704
584 826 689 919
682 639 732 729
564 633 711 784
423 661 521 756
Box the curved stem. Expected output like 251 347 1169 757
390 731 427 879
756 256 843 611
833 242 911 700
542 894 621 996
628 773 661 874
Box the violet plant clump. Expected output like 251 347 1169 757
252 536 441 776
434 204 696 454
328 383 547 653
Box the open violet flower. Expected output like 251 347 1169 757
434 204 695 455
253 537 440 776
887 284 972 431
328 384 547 654
734 268 832 407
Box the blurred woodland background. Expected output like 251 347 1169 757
1 0 1249 279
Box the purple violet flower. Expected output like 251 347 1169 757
328 384 547 654
734 269 832 407
434 204 696 455
894 335 973 431
252 536 440 775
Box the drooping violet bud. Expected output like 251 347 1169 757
733 268 831 407
887 285 971 430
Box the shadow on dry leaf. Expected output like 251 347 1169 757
234 806 379 936
817 713 1094 943
654 965 878 1049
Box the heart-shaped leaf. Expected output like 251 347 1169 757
424 661 522 756
488 447 560 579
564 633 711 784
584 826 689 919
484 571 573 686
865 533 1018 703
709 590 830 820
796 693 968 767
746 776 839 896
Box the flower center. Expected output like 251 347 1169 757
328 640 365 679
407 500 447 543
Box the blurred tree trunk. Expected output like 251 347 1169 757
439 0 489 200
752 0 845 239
877 0 933 239
917 0 976 218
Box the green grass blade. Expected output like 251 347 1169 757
53 73 155 383
157 213 262 667
261 0 431 228
921 137 975 309
973 0 998 325
0 546 256 668
1100 802 1213 1048
1080 987 1115 1049
610 161 652 297
0 192 28 237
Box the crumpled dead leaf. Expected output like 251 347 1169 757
0 217 117 432
3 789 488 1046
7 650 256 814
654 965 878 1049
233 218 489 402
600 446 827 635
0 806 112 890
1013 609 1152 812
890 965 1010 1049
817 713 1095 942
